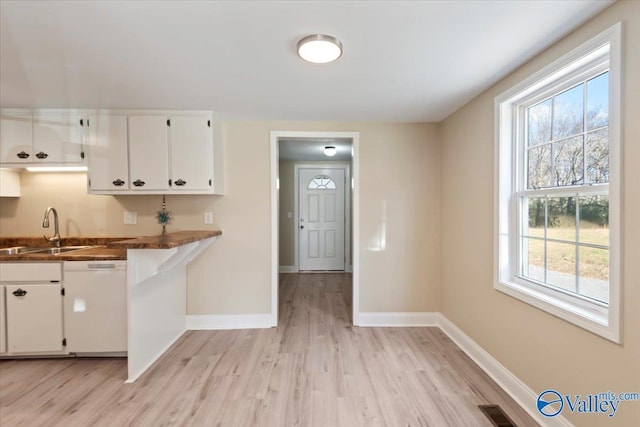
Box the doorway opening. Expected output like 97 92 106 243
270 131 360 326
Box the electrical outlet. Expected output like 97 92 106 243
287 211 292 219
204 212 213 224
124 211 137 224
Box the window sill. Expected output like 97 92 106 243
495 278 621 344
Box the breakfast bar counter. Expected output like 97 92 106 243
116 230 222 382
109 230 222 250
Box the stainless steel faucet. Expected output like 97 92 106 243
42 206 61 247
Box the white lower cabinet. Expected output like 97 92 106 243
0 285 6 353
0 260 127 357
63 261 127 354
5 283 65 354
0 262 66 355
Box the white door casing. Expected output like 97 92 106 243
271 130 360 327
298 168 345 271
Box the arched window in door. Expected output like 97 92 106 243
307 175 337 190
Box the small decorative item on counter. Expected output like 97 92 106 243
155 195 173 234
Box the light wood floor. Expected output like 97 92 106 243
0 273 538 426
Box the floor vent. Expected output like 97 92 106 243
478 405 517 427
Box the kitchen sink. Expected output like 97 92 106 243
33 245 97 254
0 246 45 255
0 245 98 255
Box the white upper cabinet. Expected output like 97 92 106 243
32 111 84 163
1 108 225 195
0 112 33 163
169 116 213 191
87 110 224 195
128 115 170 191
0 110 85 165
86 115 129 191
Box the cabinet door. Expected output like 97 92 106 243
0 286 6 354
169 116 213 191
5 284 64 354
32 112 84 163
0 112 32 163
87 115 130 191
128 115 169 191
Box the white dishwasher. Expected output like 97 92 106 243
63 261 127 355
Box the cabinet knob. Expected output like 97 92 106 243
12 288 27 297
16 151 30 159
35 151 49 159
174 179 187 186
133 179 145 187
112 179 125 187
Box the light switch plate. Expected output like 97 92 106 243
124 211 137 224
204 212 213 224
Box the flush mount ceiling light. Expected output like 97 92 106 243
324 145 337 157
297 34 343 64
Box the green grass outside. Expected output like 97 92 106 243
525 222 609 281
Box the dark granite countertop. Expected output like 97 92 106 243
0 237 127 262
108 230 222 249
0 231 221 262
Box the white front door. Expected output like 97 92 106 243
299 168 345 271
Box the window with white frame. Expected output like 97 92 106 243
495 24 622 342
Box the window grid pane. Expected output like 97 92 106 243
525 73 609 191
520 68 610 305
307 175 336 190
519 194 609 304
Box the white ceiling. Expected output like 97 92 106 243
0 0 613 122
279 138 353 162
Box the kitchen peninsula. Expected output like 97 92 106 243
0 230 221 383
110 230 222 382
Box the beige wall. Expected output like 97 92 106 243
0 172 221 237
0 121 441 316
278 160 295 267
440 2 639 426
189 121 441 314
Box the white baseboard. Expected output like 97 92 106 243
186 314 275 330
358 312 440 327
437 315 573 427
279 265 297 273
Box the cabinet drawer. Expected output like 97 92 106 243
0 263 62 282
